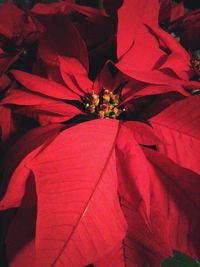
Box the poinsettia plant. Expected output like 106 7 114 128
0 0 200 266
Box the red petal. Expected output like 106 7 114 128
118 25 165 72
117 0 159 59
122 121 161 146
2 88 82 125
117 135 200 265
15 106 82 126
59 56 93 96
116 67 188 87
170 1 185 22
116 125 151 224
37 15 89 74
0 49 24 75
116 128 168 266
0 74 11 90
150 95 200 174
93 63 118 94
0 124 63 210
143 147 200 258
0 0 24 41
150 27 191 80
11 70 80 101
120 80 188 106
27 119 127 266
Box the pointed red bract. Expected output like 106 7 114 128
170 1 185 22
116 23 193 91
118 25 165 72
0 124 64 209
122 121 161 146
6 119 127 266
0 0 24 42
2 88 82 125
116 3 196 96
0 49 24 76
93 63 120 94
35 14 89 76
159 0 185 24
117 0 159 59
121 83 189 108
11 70 80 101
150 26 191 80
143 147 200 258
58 56 93 96
116 127 168 266
150 95 200 174
116 130 200 266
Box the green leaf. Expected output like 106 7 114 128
162 251 200 267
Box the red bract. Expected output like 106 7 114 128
117 0 159 59
0 119 127 266
0 0 25 45
150 95 200 174
116 0 200 98
159 0 185 25
117 23 193 86
170 8 200 51
0 0 41 46
33 16 89 80
1 56 125 128
31 0 112 47
116 125 200 266
31 1 117 78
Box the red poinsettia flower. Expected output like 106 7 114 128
0 1 200 267
2 57 124 122
1 55 200 267
1 94 200 267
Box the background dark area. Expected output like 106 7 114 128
0 0 199 10
175 0 200 9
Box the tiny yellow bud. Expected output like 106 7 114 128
103 94 110 102
98 110 105 119
100 103 110 112
113 107 120 115
89 104 96 113
92 93 99 100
